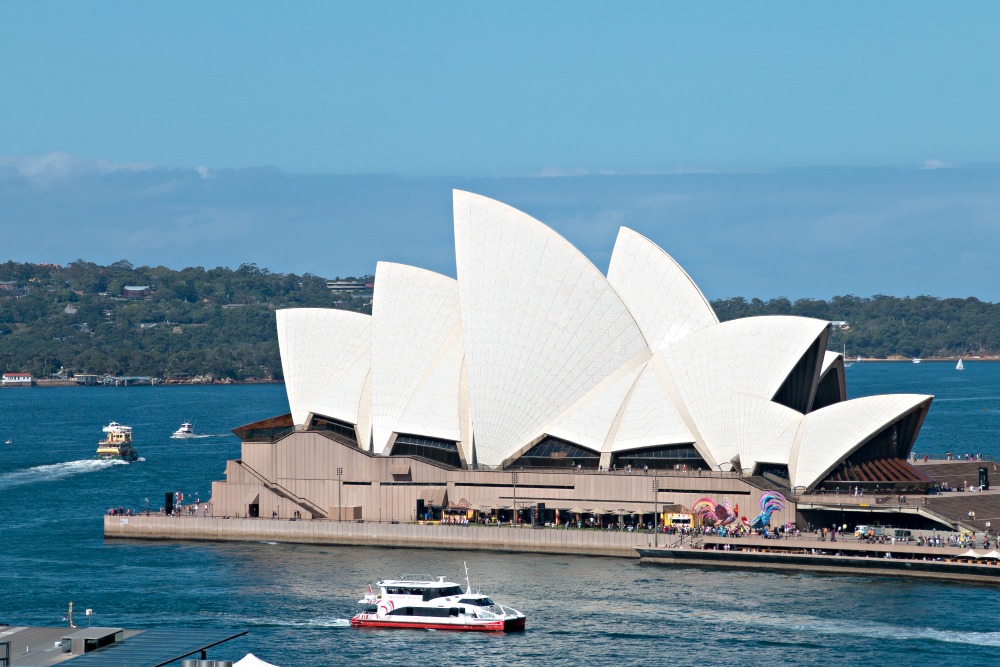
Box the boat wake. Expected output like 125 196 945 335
170 434 227 440
693 609 1000 648
0 458 128 491
210 613 351 629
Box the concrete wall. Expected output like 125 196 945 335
104 515 661 558
208 431 798 527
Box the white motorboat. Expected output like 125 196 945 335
351 566 525 632
912 358 922 364
171 422 195 438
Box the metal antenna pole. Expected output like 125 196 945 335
653 477 659 548
337 467 343 523
512 472 518 527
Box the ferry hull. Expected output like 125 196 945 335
350 616 525 632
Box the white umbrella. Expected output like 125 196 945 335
235 654 281 667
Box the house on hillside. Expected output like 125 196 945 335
123 285 151 300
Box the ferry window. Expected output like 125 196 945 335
421 607 451 617
388 607 415 616
459 598 494 606
423 585 463 601
450 608 459 617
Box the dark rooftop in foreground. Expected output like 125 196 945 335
0 625 247 667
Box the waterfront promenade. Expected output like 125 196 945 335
105 509 1000 587
104 515 655 557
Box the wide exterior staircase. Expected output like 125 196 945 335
236 459 329 519
742 474 794 499
915 460 994 490
914 460 999 533
922 494 1000 535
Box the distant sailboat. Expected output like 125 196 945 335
843 344 853 367
956 358 965 371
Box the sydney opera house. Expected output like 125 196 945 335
210 191 934 527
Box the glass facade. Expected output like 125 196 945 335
508 436 599 469
308 414 358 446
391 434 462 468
611 444 706 470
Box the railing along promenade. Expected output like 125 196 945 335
104 514 660 558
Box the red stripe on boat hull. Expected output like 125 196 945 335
351 617 525 632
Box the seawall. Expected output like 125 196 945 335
104 515 654 558
106 516 1000 585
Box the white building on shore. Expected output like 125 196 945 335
209 191 934 524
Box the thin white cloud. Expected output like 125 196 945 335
920 159 953 170
0 152 153 185
535 166 592 177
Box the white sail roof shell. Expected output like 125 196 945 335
607 356 698 454
660 316 829 467
820 350 842 375
370 262 464 454
543 353 648 453
453 190 649 466
731 393 802 473
276 308 371 427
789 394 933 490
607 227 718 350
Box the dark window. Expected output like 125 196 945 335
388 607 416 616
308 415 358 446
812 365 845 411
423 585 463 601
756 463 790 481
392 434 462 468
773 332 827 414
612 444 706 470
390 607 453 618
459 597 495 606
508 436 599 469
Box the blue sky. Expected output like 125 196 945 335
2 3 999 299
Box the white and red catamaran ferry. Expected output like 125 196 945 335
351 566 526 632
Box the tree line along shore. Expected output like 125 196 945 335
2 260 999 381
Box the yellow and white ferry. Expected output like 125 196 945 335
96 421 140 461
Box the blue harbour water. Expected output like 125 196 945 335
1 363 1000 666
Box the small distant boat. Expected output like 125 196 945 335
96 421 139 461
171 422 195 438
3 438 11 445
956 358 965 371
912 358 922 364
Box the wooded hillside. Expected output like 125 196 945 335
0 260 370 380
2 260 998 381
